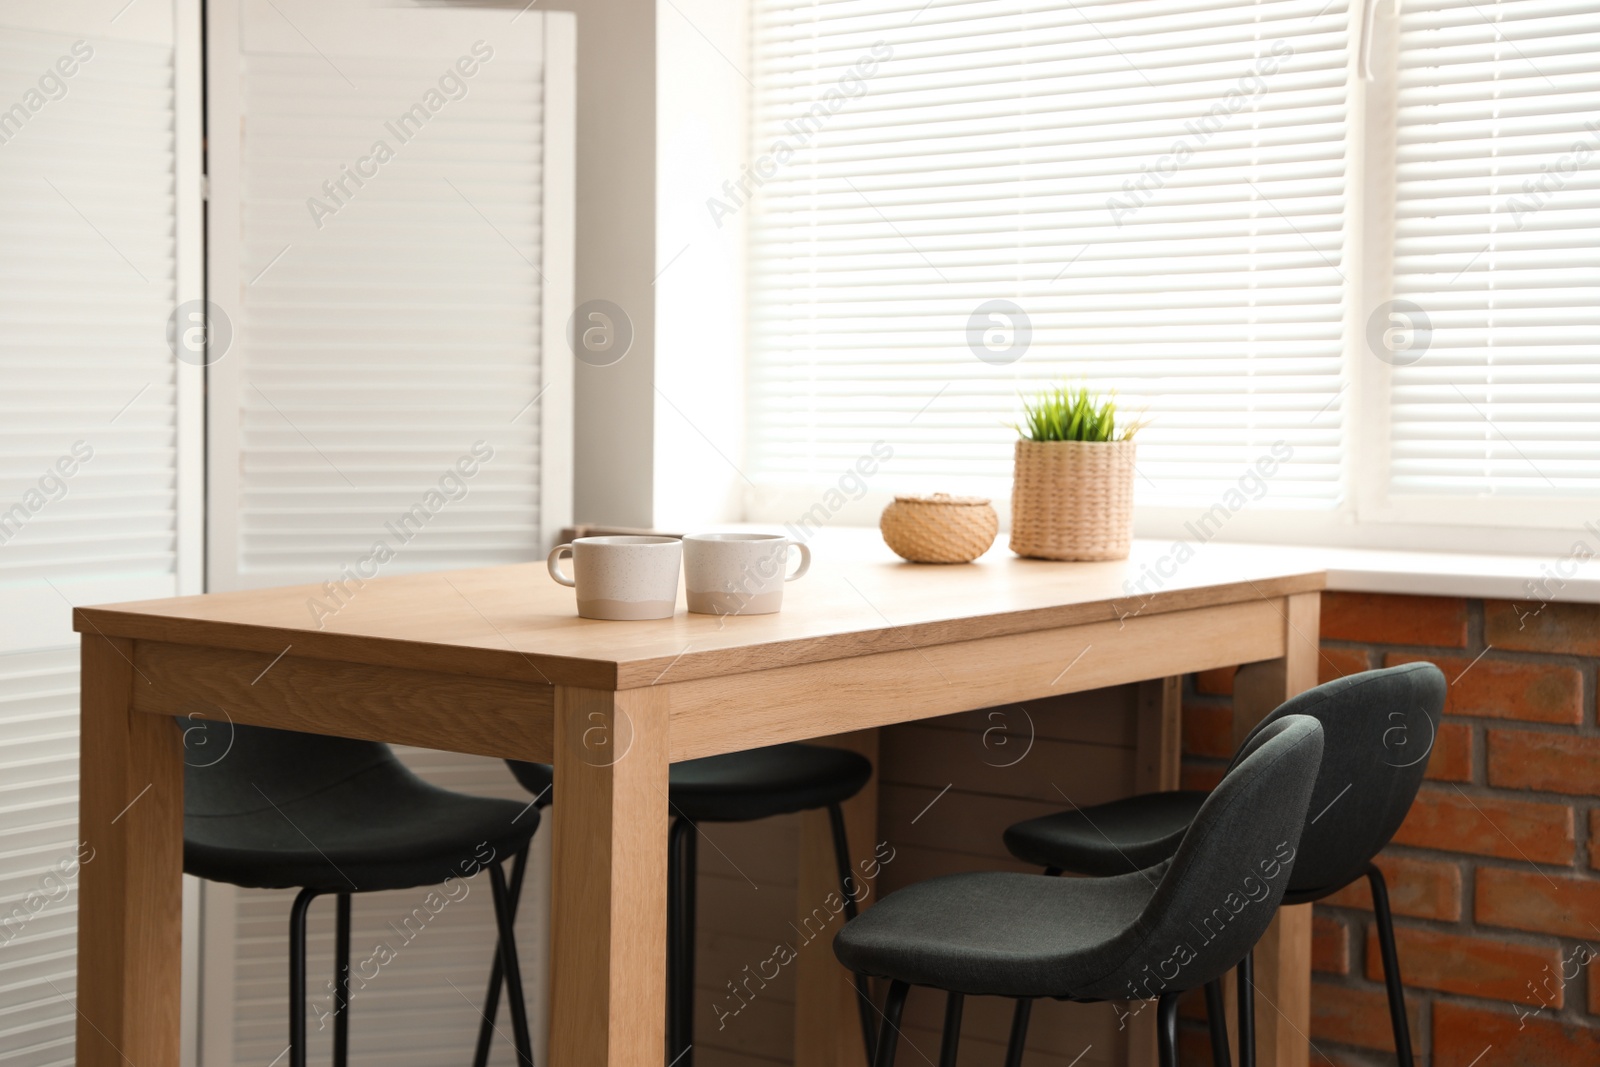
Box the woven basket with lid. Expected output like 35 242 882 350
1009 439 1136 561
880 493 998 564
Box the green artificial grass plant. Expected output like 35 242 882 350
1016 383 1141 443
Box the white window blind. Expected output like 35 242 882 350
747 0 1352 509
1388 0 1600 498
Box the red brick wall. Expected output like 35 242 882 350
1181 592 1600 1067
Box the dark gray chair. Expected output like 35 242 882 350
834 715 1325 1067
183 722 539 1067
479 743 875 1067
1003 662 1446 1066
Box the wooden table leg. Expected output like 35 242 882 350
795 729 880 1067
76 636 184 1067
1127 677 1182 1067
1233 591 1320 1067
549 686 670 1066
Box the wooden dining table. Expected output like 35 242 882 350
73 539 1324 1067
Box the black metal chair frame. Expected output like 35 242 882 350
473 803 875 1067
287 847 535 1067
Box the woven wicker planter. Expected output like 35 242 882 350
1009 439 1136 561
880 493 998 563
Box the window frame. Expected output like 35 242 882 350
735 0 1599 558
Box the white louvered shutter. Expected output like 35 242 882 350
0 1 202 1064
210 0 573 592
1386 0 1600 500
203 4 572 1064
747 0 1353 511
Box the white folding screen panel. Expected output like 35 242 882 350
207 0 574 594
202 2 573 1063
0 1 203 1064
746 0 1354 516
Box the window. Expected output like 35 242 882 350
1380 0 1600 515
745 0 1600 548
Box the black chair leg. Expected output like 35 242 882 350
1203 978 1230 1067
1157 992 1181 1067
288 887 321 1067
1238 950 1255 1067
489 860 535 1067
1003 998 1032 1067
938 991 963 1067
1367 864 1415 1067
873 980 910 1067
668 815 699 1067
474 846 532 1067
827 802 878 1058
333 893 351 1067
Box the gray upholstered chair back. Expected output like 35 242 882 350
182 720 400 816
1090 715 1323 999
1228 663 1446 898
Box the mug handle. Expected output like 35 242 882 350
547 544 576 587
785 541 811 582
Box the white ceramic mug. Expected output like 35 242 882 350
547 535 682 620
682 533 810 616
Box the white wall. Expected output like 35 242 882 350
652 0 750 532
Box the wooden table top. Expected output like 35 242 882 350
75 538 1325 689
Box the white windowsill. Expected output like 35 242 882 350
746 525 1596 605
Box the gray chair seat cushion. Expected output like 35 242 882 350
184 723 538 893
833 866 1159 999
1003 791 1207 875
508 742 872 823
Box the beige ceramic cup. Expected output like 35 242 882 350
682 532 810 616
547 535 682 620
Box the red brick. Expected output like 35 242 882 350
1321 854 1463 921
1489 730 1600 795
1392 787 1575 865
1477 866 1600 939
1312 913 1350 974
1425 721 1474 783
1310 980 1422 1052
1367 925 1562 1005
1386 652 1583 725
1318 644 1372 684
1591 810 1600 871
1182 703 1233 759
1485 599 1600 657
1433 999 1600 1066
1194 666 1236 695
1180 763 1225 792
1322 592 1468 648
